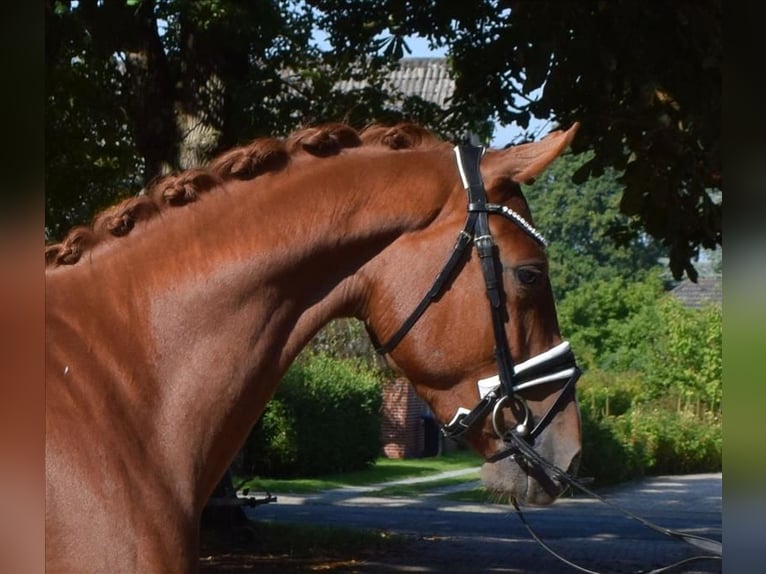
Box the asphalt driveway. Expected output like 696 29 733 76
245 472 722 573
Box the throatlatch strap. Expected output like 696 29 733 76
375 145 486 356
375 214 476 355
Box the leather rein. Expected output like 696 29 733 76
375 144 722 572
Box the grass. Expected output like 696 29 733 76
236 450 482 494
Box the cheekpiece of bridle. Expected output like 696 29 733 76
375 144 582 456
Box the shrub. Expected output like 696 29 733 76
619 406 722 475
239 352 383 477
557 274 665 372
559 272 723 485
577 369 640 418
577 371 645 484
643 300 722 414
577 382 722 485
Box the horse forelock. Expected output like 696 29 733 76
45 122 445 268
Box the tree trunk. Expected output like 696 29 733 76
121 1 227 181
174 10 227 170
121 0 179 181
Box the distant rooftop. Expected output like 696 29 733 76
336 58 455 107
670 277 722 308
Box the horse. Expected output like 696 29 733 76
45 121 582 572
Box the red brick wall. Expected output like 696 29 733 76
380 377 426 459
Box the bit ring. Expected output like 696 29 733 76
492 395 530 438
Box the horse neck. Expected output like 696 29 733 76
166 151 453 361
47 149 454 507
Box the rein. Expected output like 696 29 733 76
376 145 722 571
504 430 723 573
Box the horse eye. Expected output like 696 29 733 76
516 267 542 285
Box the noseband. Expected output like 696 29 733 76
376 144 581 452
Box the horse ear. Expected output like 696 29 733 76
483 123 579 184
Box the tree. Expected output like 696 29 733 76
309 0 722 280
45 0 312 238
556 274 665 372
46 1 721 278
45 0 480 240
522 151 666 301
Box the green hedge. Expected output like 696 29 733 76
239 352 383 477
556 274 722 485
577 372 722 485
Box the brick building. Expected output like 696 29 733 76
379 377 446 459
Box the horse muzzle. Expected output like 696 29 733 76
481 408 582 506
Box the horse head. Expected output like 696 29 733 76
362 124 581 506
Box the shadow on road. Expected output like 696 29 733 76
202 473 721 573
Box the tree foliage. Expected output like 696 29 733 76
45 0 477 239
558 272 722 414
556 274 665 372
309 0 722 280
522 152 665 301
46 0 721 279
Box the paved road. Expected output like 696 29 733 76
245 472 722 573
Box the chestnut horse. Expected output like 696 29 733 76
45 122 582 572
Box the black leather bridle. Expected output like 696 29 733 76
375 144 581 450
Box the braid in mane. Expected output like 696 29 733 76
146 169 224 207
209 138 288 179
45 122 443 268
287 123 362 156
92 196 160 238
46 156 271 268
45 226 98 267
359 123 442 149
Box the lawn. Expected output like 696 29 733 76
236 450 483 494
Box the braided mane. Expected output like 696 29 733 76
45 122 443 268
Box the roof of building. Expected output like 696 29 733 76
335 58 455 107
670 276 722 308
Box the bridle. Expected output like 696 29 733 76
375 144 722 572
376 143 581 450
